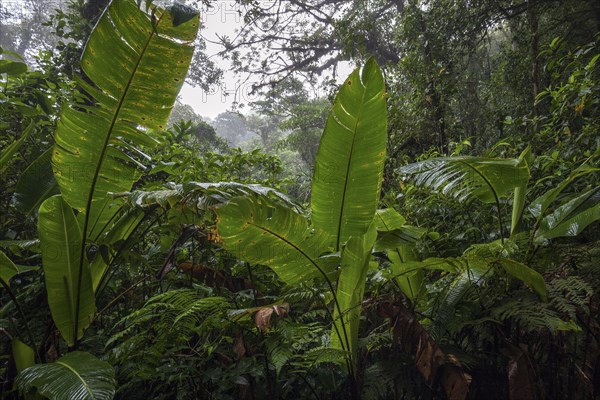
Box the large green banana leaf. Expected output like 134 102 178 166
14 148 59 216
52 0 199 241
535 186 600 243
38 195 95 347
16 351 115 400
311 57 387 250
215 196 335 285
330 223 377 372
397 156 530 204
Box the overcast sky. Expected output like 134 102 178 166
182 1 352 120
180 1 252 119
2 0 350 119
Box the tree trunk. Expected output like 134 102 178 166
527 0 541 126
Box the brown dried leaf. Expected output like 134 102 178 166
254 303 290 332
255 307 274 332
273 303 290 317
233 335 246 360
379 301 471 400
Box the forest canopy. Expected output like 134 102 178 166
0 0 599 399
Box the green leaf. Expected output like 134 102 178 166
0 250 20 287
16 351 115 400
311 57 387 250
330 223 377 371
496 259 546 301
215 196 335 285
397 156 530 204
52 0 199 240
0 59 27 75
535 187 600 242
38 195 95 346
0 121 34 172
387 245 423 300
529 165 599 219
374 209 424 299
374 224 428 252
510 146 532 236
374 208 406 231
386 257 462 275
373 207 427 252
12 339 35 373
14 148 59 216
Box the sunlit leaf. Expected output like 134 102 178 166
311 57 387 250
215 196 335 285
38 195 95 346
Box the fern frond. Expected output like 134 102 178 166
490 293 571 333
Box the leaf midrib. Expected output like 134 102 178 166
335 79 369 251
56 360 95 399
76 7 167 343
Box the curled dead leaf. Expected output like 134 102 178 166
254 303 290 332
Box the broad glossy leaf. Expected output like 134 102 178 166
0 250 19 287
52 0 199 240
388 245 423 300
496 259 546 301
215 196 335 285
14 148 59 215
16 351 115 400
397 156 530 204
374 209 424 299
374 224 428 252
330 223 377 370
536 187 600 242
311 57 387 250
374 208 426 250
528 165 599 219
12 339 35 373
374 208 406 231
38 195 95 346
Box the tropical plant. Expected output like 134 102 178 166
214 58 387 393
16 352 115 400
3 0 201 398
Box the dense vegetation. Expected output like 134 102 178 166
1 0 599 399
